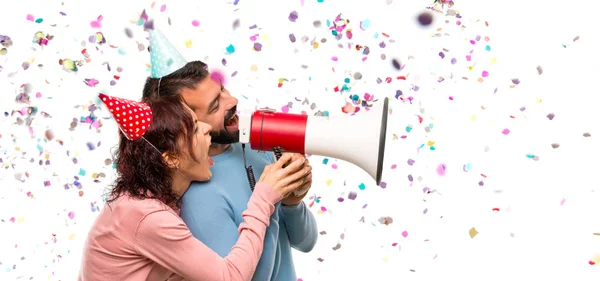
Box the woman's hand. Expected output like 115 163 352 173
258 154 312 198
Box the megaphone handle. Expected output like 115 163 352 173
272 146 283 161
241 144 257 191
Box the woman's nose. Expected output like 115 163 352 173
202 123 212 134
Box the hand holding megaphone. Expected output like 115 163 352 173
238 98 389 186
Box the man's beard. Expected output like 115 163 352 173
210 106 239 144
210 128 239 144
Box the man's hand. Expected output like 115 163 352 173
280 153 312 206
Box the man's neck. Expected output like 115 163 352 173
209 143 232 157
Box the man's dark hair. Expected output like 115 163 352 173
142 61 210 100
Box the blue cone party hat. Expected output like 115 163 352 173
148 28 187 78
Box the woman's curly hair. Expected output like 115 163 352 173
106 94 199 209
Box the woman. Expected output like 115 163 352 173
79 93 311 281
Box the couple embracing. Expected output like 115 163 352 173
78 29 317 281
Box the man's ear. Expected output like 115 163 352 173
162 151 179 170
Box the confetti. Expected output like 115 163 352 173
226 44 235 54
90 15 103 28
417 11 433 25
348 191 357 200
392 59 401 70
288 11 299 22
436 164 446 176
463 163 472 171
84 78 100 87
210 70 226 85
378 217 393 225
469 227 479 238
360 19 370 30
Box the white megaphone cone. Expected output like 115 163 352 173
239 98 389 185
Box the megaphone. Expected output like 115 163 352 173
238 98 389 185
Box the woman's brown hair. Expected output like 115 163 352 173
106 94 199 208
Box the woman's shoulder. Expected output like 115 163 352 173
107 193 176 219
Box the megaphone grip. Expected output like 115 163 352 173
272 147 283 160
250 111 308 154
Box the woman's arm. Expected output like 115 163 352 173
134 183 282 281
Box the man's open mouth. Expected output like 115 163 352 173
225 114 238 129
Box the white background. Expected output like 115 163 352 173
1 0 599 280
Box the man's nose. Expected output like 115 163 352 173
224 94 238 109
229 95 238 106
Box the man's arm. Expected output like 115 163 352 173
280 201 318 252
179 185 280 281
265 152 318 252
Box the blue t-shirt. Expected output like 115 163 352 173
180 143 318 281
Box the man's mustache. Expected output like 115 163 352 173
224 106 237 123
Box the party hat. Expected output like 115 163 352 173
148 28 188 78
99 93 153 141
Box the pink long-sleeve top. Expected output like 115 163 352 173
78 183 282 281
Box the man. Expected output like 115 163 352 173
142 60 318 281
